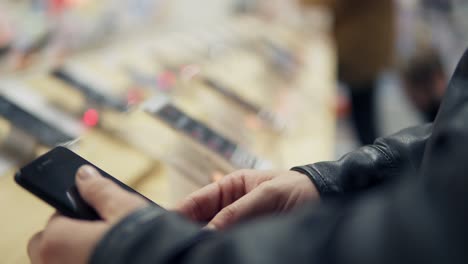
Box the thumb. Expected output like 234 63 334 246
75 165 148 222
208 185 278 230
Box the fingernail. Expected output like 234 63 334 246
77 165 98 180
204 224 217 230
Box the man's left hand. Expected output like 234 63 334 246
28 165 149 264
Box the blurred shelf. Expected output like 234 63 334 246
0 8 336 263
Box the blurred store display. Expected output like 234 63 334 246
0 0 169 72
0 2 336 263
0 0 336 204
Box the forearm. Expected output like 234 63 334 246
292 124 432 196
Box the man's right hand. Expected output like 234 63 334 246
176 170 319 230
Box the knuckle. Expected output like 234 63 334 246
213 205 239 229
224 169 252 183
103 188 145 219
185 197 203 220
229 169 249 178
220 205 238 221
118 194 147 214
90 178 115 201
261 182 281 196
237 169 253 177
102 199 119 217
38 232 61 261
81 177 103 198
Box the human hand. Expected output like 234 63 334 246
28 165 149 264
176 170 319 230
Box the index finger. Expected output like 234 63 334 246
176 169 253 222
175 181 222 222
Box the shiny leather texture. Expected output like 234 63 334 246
292 124 432 196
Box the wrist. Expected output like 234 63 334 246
290 166 326 196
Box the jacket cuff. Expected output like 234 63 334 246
291 165 335 195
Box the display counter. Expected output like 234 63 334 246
0 12 335 263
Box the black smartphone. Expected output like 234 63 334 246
15 146 157 220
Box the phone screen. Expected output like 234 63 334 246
16 147 156 220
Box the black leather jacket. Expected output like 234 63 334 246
90 49 468 264
292 124 432 196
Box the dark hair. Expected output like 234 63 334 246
402 48 444 88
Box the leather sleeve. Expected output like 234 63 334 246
90 201 348 264
291 124 432 196
90 180 464 264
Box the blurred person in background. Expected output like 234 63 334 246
301 0 396 145
0 9 12 57
301 0 395 145
396 0 464 124
401 47 446 122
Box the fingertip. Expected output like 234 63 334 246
75 166 94 197
172 203 186 216
204 223 217 231
209 209 234 230
176 197 202 221
76 165 100 182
